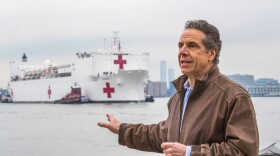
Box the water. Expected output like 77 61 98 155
0 97 279 156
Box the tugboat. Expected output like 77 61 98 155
145 95 154 102
56 85 89 104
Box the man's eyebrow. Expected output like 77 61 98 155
188 41 197 44
178 40 196 44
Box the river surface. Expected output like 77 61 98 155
0 97 279 156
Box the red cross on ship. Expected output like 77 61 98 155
48 85 51 99
114 55 127 70
103 82 115 98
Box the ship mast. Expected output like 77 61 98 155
112 31 121 53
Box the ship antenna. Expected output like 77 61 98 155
104 38 107 51
112 31 121 53
118 38 121 52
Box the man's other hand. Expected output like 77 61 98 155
161 142 186 156
97 114 120 134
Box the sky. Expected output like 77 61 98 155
0 0 280 88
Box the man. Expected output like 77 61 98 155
98 20 259 156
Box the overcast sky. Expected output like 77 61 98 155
0 0 280 88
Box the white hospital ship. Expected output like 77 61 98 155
7 33 150 103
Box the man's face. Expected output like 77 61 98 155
178 28 215 78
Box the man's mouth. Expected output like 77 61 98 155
181 60 192 66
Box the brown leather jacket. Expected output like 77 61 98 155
118 65 259 156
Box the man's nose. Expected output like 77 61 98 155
179 45 189 55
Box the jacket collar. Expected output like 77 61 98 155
172 65 220 93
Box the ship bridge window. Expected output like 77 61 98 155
59 72 71 77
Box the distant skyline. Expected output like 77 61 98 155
1 0 280 88
160 60 167 82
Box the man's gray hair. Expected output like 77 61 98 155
185 20 222 64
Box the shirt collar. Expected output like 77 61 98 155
184 80 192 90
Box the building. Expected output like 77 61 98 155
146 80 154 96
146 81 168 97
168 82 176 96
159 82 168 97
167 68 176 96
246 85 280 97
0 88 8 101
168 68 175 83
160 60 167 82
255 78 278 86
249 78 280 97
0 88 7 96
226 74 255 87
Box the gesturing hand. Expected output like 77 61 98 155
97 114 120 134
161 142 186 156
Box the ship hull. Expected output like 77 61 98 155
9 70 148 103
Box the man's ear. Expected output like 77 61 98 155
208 49 216 62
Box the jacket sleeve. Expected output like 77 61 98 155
191 94 259 156
118 96 175 153
118 121 167 152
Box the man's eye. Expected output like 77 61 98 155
188 43 197 48
178 43 183 48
